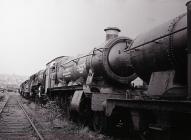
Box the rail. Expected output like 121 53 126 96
17 99 45 140
0 96 9 114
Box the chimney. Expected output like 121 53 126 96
104 27 121 41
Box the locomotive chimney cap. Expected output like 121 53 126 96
104 27 121 32
104 27 121 41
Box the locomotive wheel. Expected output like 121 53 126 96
70 111 80 123
92 112 107 133
55 95 61 106
65 103 71 119
37 86 42 98
60 96 71 119
35 94 40 105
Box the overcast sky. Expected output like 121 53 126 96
0 0 188 76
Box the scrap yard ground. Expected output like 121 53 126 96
0 92 131 140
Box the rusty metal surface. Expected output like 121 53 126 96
20 80 30 94
91 93 126 111
70 90 84 112
91 93 109 111
147 70 175 96
102 37 136 84
45 56 71 92
46 35 133 88
48 85 83 93
105 98 191 117
187 1 191 99
124 13 187 83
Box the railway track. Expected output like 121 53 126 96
0 95 44 140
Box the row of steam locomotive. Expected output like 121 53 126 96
20 2 191 140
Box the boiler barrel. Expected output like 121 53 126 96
125 13 187 82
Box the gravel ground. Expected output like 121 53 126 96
19 96 116 140
0 91 10 107
0 93 5 102
0 93 138 140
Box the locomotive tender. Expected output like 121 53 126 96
20 2 191 139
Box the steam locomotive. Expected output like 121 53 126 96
20 2 191 139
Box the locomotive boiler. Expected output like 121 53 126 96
101 13 187 99
124 13 187 98
29 70 45 98
20 70 46 101
19 80 30 98
45 27 134 90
